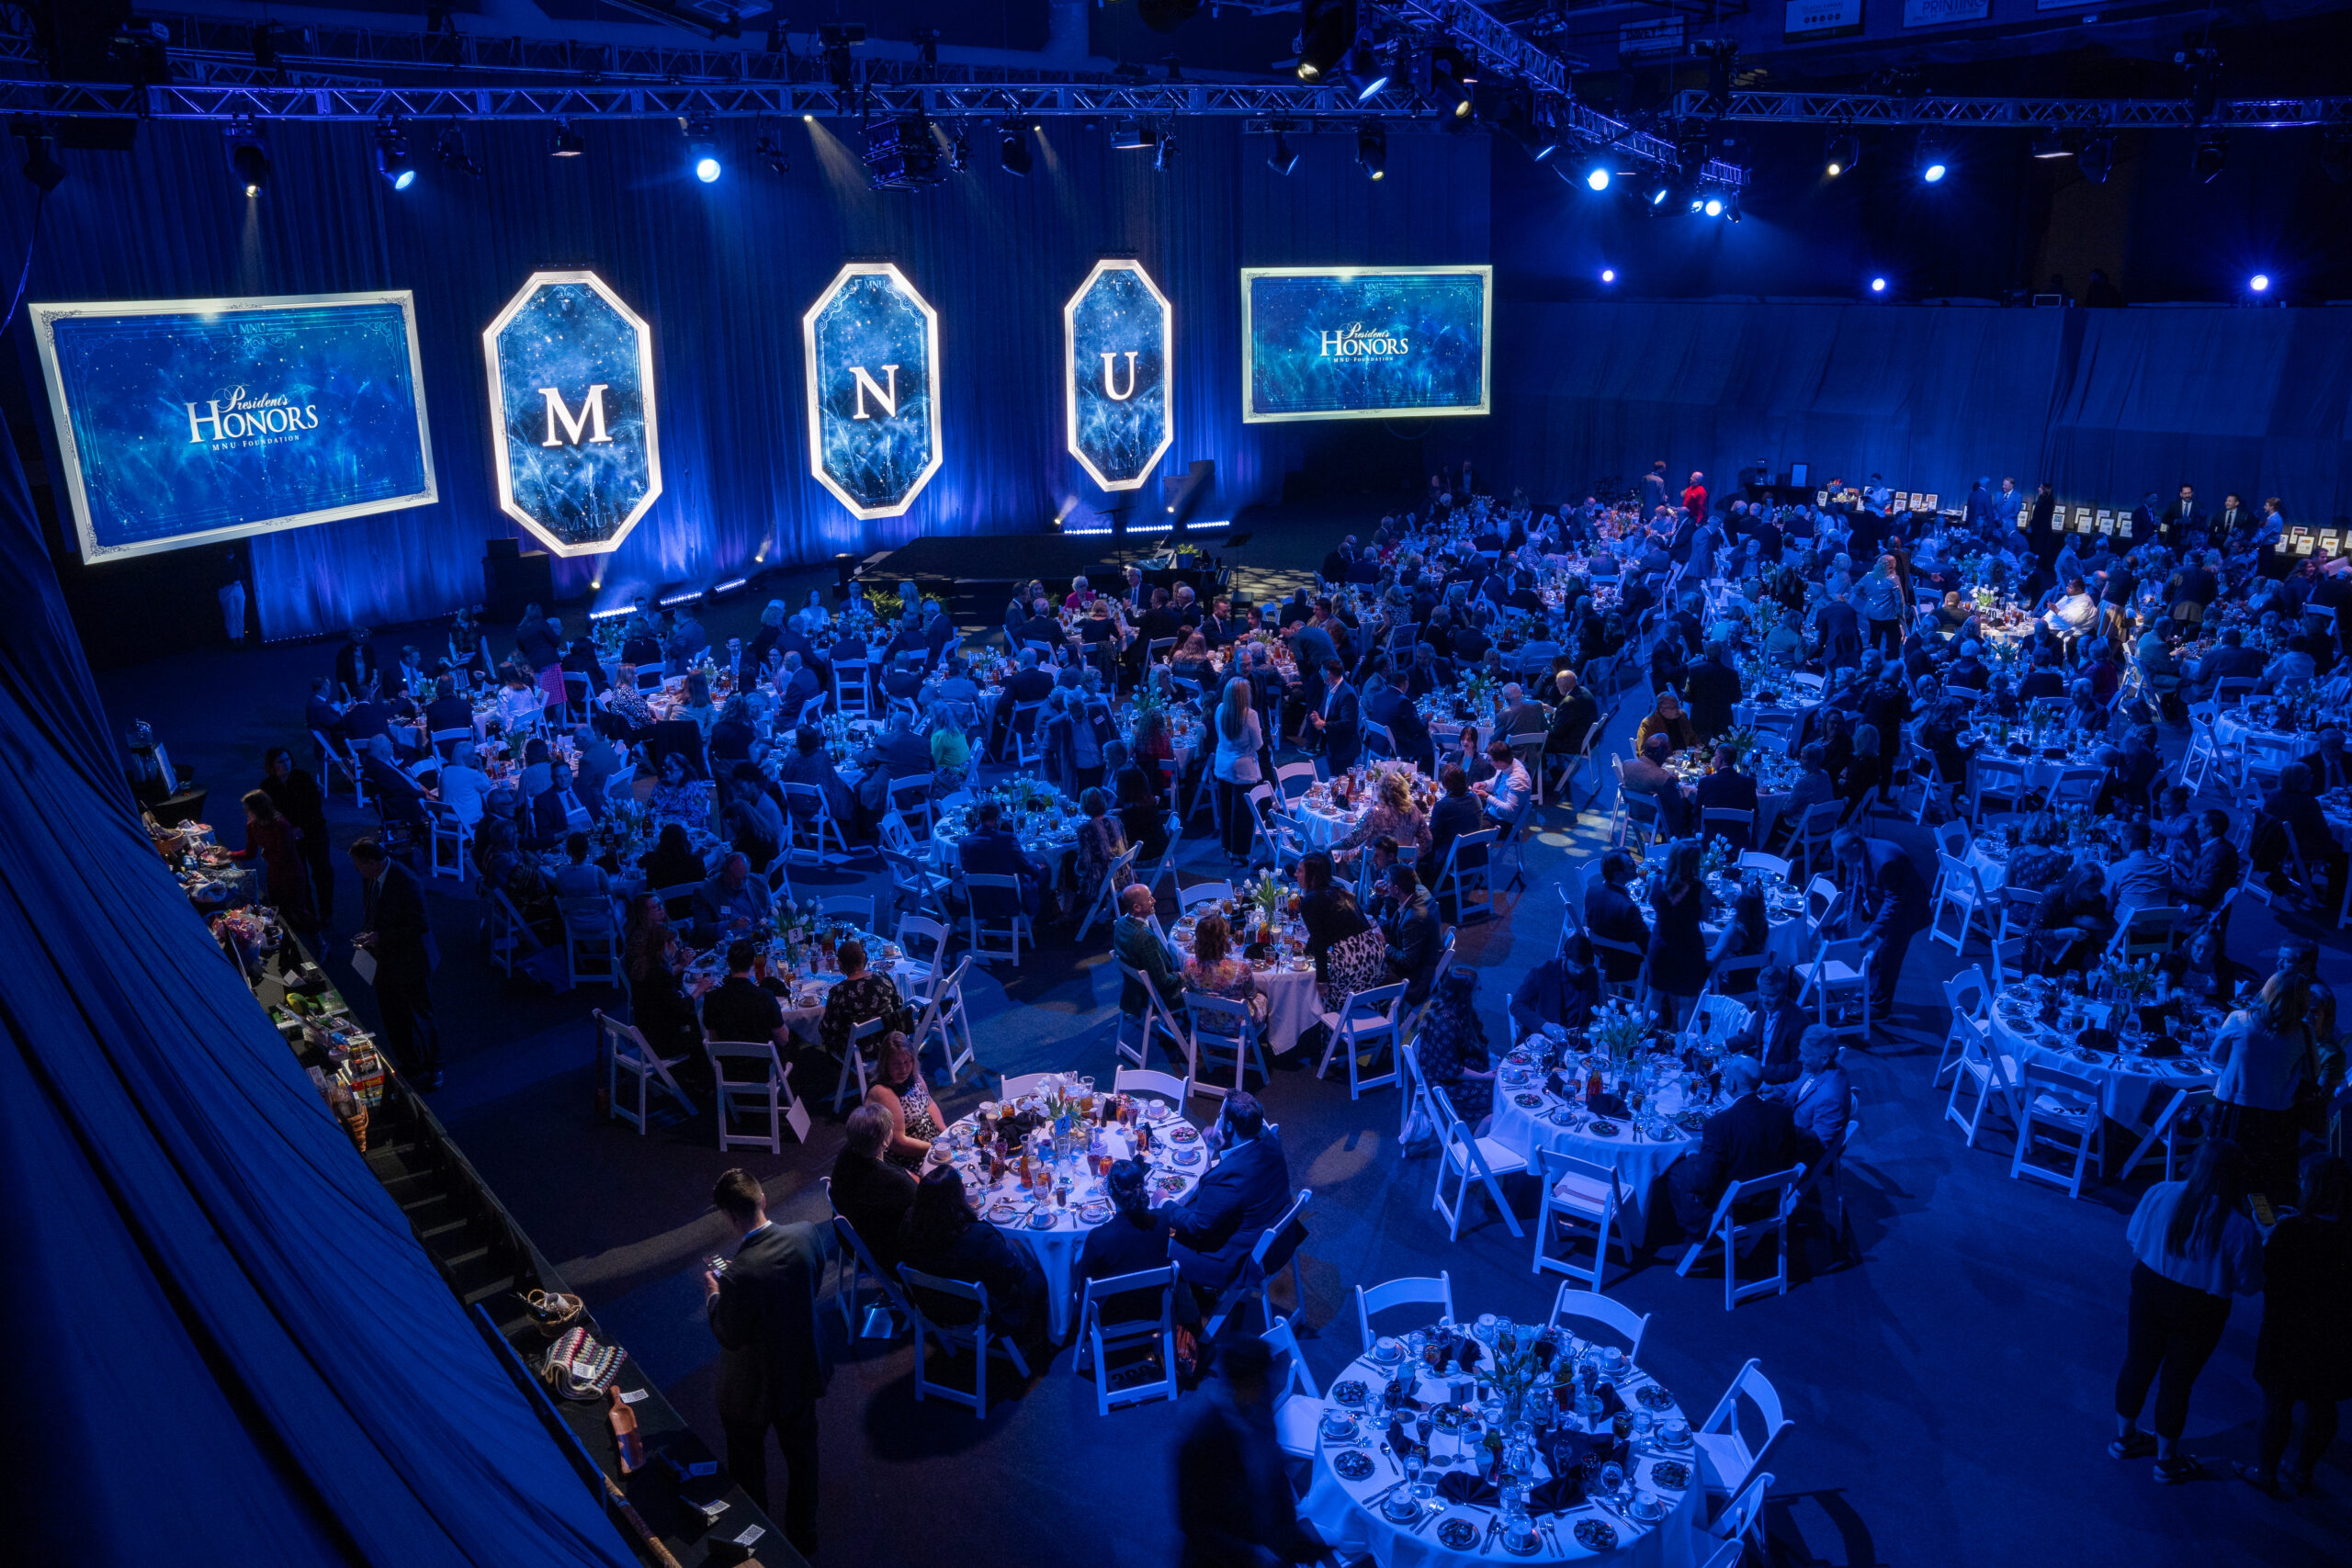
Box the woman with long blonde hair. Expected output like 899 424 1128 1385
1212 676 1263 862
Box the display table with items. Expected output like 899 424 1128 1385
1299 1313 1705 1568
926 1076 1206 1338
152 818 258 911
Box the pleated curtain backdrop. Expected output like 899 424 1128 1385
0 118 1490 640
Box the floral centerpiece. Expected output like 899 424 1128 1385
1587 998 1648 1067
1479 1320 1564 1427
1719 722 1766 766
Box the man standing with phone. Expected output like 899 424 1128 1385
704 1169 831 1557
347 838 440 1090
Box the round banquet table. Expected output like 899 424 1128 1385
1294 793 1375 851
1631 870 1812 968
1170 908 1324 1052
2213 711 2319 768
685 928 929 1039
924 1093 1206 1339
931 798 1082 874
1960 735 2109 794
2320 787 2352 852
1986 980 2222 1130
1299 1329 1707 1568
1485 1007 1747 1247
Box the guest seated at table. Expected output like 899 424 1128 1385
1693 746 1759 844
624 895 707 1063
1841 723 1886 813
958 799 1050 917
421 677 473 745
864 1032 940 1169
631 820 701 905
650 749 714 826
777 726 858 837
1583 850 1650 983
1544 669 1599 758
1509 942 1600 1040
1668 1055 1801 1236
693 852 772 942
831 1104 918 1268
1622 731 1694 838
1297 853 1389 1012
1072 786 1132 913
2105 821 2179 912
1685 644 1742 741
1156 1092 1292 1298
1418 966 1498 1133
1919 694 1978 788
2254 763 2347 904
1469 739 1532 826
703 939 790 1048
1728 962 1808 1084
2030 855 2117 974
521 761 578 850
1635 689 1701 755
1182 914 1267 1021
706 695 756 767
1425 764 1483 874
820 940 914 1061
1380 864 1443 1007
1077 1159 1203 1331
1772 1025 1852 1162
896 1165 1048 1342
1707 881 1772 996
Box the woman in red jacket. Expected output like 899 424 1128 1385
225 789 319 931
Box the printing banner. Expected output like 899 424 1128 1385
1241 266 1490 423
803 263 943 519
483 271 662 557
1065 260 1173 491
30 290 435 563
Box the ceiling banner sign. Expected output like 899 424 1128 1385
1785 0 1865 41
1065 260 1173 492
1903 0 1988 25
1619 18 1685 57
483 270 661 557
803 263 943 520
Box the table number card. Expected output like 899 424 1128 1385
2095 510 2114 535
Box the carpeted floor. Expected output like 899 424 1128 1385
96 502 2350 1568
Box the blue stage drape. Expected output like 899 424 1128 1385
0 429 633 1564
1490 299 2352 525
0 118 1488 640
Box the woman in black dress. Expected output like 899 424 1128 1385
1645 837 1713 1027
2236 1156 2350 1496
1298 852 1391 1012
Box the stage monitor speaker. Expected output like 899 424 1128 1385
483 548 555 622
1162 459 1215 531
485 536 522 560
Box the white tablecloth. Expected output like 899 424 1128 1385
1295 796 1375 850
929 1098 1205 1339
1171 909 1325 1053
1299 1339 1706 1568
1986 987 2220 1129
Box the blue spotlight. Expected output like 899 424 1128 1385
2249 273 2270 293
1870 276 1888 294
1922 162 1946 183
686 118 721 183
1586 165 1610 191
695 154 721 183
1600 268 1616 284
1702 196 1724 218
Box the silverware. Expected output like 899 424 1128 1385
1409 1505 1440 1536
1379 1440 1400 1475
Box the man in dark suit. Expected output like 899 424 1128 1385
703 1168 831 1557
1684 642 1742 741
1363 674 1434 771
2130 491 2164 548
1692 747 1760 847
334 625 381 701
1833 828 1932 1015
1544 670 1599 759
422 679 473 746
1426 766 1484 882
831 1105 918 1269
958 800 1050 916
1669 1055 1801 1235
1814 593 1862 673
1492 682 1548 749
1381 864 1443 1006
1582 850 1650 985
1727 963 1808 1084
704 941 791 1048
1077 1160 1202 1329
2166 483 2204 545
349 838 441 1089
1308 659 1361 772
2211 493 2256 547
1321 538 1356 583
1157 1093 1293 1296
1173 1337 1317 1568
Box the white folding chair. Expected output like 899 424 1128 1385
817 892 878 932
705 1038 810 1151
1178 881 1234 918
781 783 850 859
1934 965 1993 1088
1075 1267 1180 1416
557 895 623 990
424 800 470 883
1264 1312 1324 1461
961 872 1034 965
1533 1149 1639 1295
897 1265 1032 1419
594 1009 696 1133
1314 981 1407 1099
998 1069 1057 1101
1114 962 1198 1088
915 955 979 1089
1353 1269 1455 1355
1737 850 1792 882
1694 1359 1792 1524
1430 1085 1527 1239
1075 843 1141 942
1675 1165 1806 1309
1202 1185 1312 1338
830 1014 887 1114
827 1210 914 1341
2115 1085 2214 1185
1928 852 1994 955
1793 935 1872 1043
2010 1061 2104 1199
1185 989 1270 1100
1943 1026 2021 1149
1432 827 1500 924
1114 1065 1195 1110
1544 1284 1649 1360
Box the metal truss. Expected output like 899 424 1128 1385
1668 89 2352 130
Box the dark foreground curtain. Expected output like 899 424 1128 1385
1 118 1487 640
0 436 629 1563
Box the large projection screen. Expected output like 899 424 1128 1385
29 290 436 564
1240 265 1491 424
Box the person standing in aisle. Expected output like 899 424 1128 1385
704 1169 831 1556
347 838 441 1090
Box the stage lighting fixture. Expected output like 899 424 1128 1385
1112 119 1156 151
864 113 945 191
1600 268 1615 284
1702 193 1724 218
550 121 585 158
2030 128 2072 160
756 127 789 175
685 118 721 183
2078 131 2114 185
2249 274 2270 293
818 23 865 94
2323 128 2352 184
433 125 482 179
1155 129 1179 172
1429 47 1474 119
1824 131 1859 177
1355 120 1386 181
1870 276 1888 293
226 122 269 197
1001 124 1033 176
1346 36 1391 102
373 123 415 191
1917 135 1948 183
15 125 63 193
1296 0 1354 82
2192 131 2227 183
1585 164 1611 191
1267 130 1299 176
1647 183 1669 209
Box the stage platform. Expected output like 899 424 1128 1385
858 528 1234 622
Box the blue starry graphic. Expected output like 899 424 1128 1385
1069 263 1170 491
1246 271 1487 421
808 268 939 517
42 299 431 557
491 278 659 551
